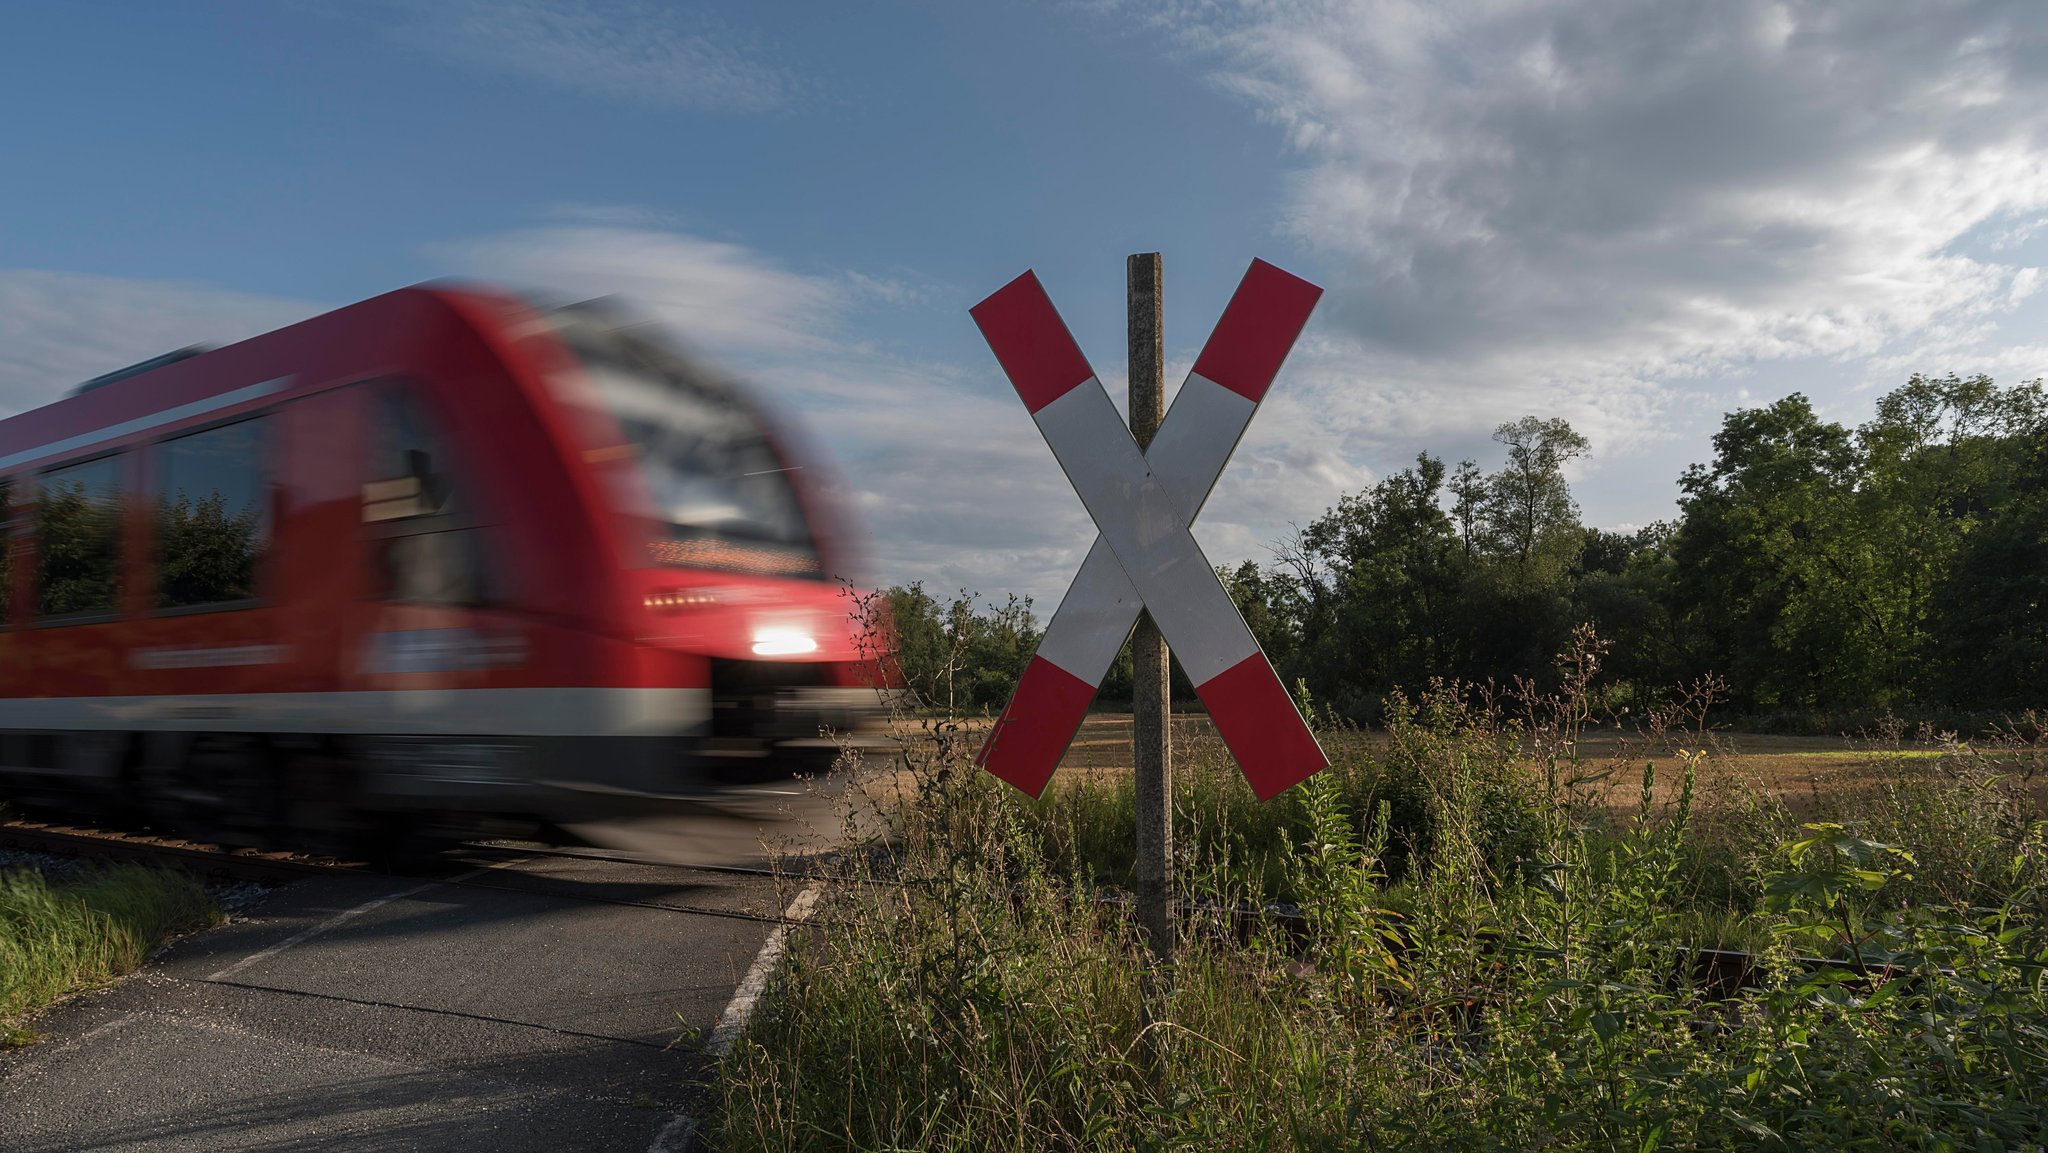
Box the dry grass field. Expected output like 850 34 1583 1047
1018 711 2048 818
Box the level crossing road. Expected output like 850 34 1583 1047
0 837 810 1152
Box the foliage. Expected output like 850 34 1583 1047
1271 452 1470 720
1259 419 1637 722
1671 375 2048 713
880 582 1040 715
1241 374 2048 722
712 639 2048 1150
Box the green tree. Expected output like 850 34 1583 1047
1855 374 2046 700
883 583 1039 715
1273 453 1469 720
1477 416 1591 585
1220 559 1295 672
1669 378 2048 711
1668 395 1869 710
37 484 121 617
1454 417 1593 688
1570 523 1680 695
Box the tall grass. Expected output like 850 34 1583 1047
714 629 2048 1149
0 864 218 1034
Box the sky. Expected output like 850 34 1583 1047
4 1 2047 611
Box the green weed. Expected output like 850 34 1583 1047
713 628 2048 1150
0 864 218 1029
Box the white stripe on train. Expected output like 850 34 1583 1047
0 687 708 736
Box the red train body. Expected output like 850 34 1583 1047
0 285 880 844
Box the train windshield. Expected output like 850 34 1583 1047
557 313 822 579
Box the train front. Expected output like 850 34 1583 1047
537 301 894 818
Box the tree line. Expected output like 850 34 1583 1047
885 373 2048 725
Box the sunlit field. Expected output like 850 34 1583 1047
1048 712 2048 820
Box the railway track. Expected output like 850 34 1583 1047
0 818 810 885
0 818 360 884
0 818 820 927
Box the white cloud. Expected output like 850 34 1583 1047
446 225 845 354
384 0 795 113
1133 0 2048 519
0 270 316 415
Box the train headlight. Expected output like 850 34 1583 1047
752 628 818 656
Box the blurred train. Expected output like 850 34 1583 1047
0 285 886 852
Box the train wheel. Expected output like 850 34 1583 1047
138 733 275 847
280 750 434 868
281 750 373 858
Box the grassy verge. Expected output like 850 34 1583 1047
1 864 219 1043
712 633 2048 1150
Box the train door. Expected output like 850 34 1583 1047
0 480 19 700
355 380 525 737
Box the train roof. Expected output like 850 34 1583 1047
0 284 496 476
67 346 214 397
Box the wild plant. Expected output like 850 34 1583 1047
1287 779 1405 1000
714 609 2048 1151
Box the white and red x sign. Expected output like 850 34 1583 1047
969 259 1327 801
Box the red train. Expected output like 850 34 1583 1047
0 285 883 850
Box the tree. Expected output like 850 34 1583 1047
1449 458 1485 558
37 483 122 617
882 583 1039 716
1668 395 1869 710
1668 378 2048 711
1273 453 1468 720
157 491 264 608
1220 559 1296 673
1570 523 1679 695
1478 416 1590 583
1855 374 2047 701
1929 446 2048 708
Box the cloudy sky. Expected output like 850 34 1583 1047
5 1 2046 609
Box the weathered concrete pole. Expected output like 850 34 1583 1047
1128 252 1173 966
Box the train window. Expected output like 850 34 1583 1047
363 385 490 605
37 455 123 619
153 418 270 610
364 387 458 522
556 313 822 580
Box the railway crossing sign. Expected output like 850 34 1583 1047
970 259 1328 801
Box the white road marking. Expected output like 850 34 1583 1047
647 882 822 1153
205 866 493 982
648 1113 700 1153
705 882 821 1058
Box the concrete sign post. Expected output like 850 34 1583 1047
1127 252 1172 962
970 257 1329 840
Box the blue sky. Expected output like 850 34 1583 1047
5 1 2047 608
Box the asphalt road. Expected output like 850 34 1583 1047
0 844 803 1152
